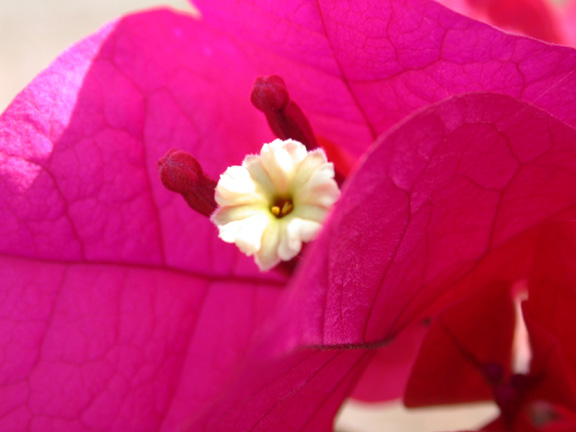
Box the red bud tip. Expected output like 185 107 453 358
251 75 290 112
251 75 318 150
158 149 217 217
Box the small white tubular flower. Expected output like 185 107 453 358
211 139 340 271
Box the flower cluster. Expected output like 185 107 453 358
2 0 576 431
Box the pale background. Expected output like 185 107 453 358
0 0 496 430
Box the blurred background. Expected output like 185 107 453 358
0 0 496 430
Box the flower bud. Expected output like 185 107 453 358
158 149 217 217
251 75 318 150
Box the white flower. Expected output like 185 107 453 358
211 139 340 271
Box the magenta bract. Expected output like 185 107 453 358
435 0 565 44
187 92 576 430
0 10 285 431
3 1 576 431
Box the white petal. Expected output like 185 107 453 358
288 218 321 243
255 223 282 271
211 204 267 226
260 139 307 192
216 213 271 255
243 155 275 198
292 204 328 223
297 165 340 207
290 149 329 191
277 218 321 261
215 166 266 206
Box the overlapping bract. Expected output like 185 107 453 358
2 1 576 431
435 0 567 43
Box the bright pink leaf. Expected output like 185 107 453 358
185 348 373 432
525 222 576 383
403 221 576 429
5 0 576 430
194 0 576 156
275 91 576 348
523 221 576 405
0 256 281 431
181 93 576 430
435 0 564 43
0 9 286 431
0 9 282 275
350 323 427 402
404 282 515 407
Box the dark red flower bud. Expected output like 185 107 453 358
251 75 318 150
158 149 217 217
251 75 289 112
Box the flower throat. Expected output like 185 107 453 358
270 197 294 218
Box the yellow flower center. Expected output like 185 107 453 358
270 197 294 218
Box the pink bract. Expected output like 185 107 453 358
187 91 576 430
435 0 566 44
2 1 576 430
0 11 285 432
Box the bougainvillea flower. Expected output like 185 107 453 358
211 139 340 271
5 0 576 431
